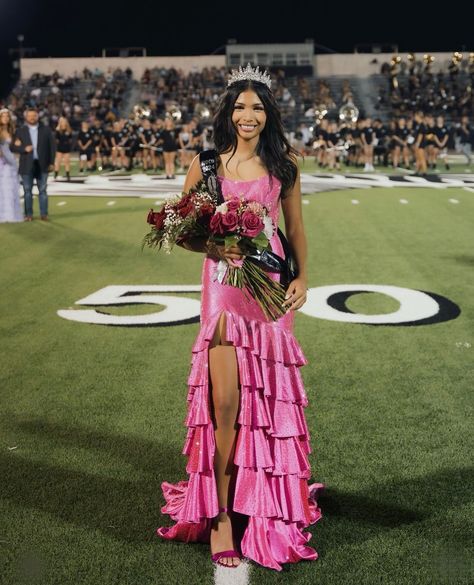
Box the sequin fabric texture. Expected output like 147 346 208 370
156 173 325 571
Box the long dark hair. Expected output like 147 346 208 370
212 79 300 199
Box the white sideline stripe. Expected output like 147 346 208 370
351 199 359 204
44 172 474 198
302 199 309 204
214 559 251 585
463 187 474 192
399 199 409 204
448 198 459 204
106 201 116 206
56 201 67 206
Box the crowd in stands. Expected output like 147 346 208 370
290 113 474 174
377 55 474 118
1 62 474 177
4 67 133 132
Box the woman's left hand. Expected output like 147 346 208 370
282 277 308 311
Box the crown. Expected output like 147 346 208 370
227 63 272 89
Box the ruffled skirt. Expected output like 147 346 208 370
156 307 324 571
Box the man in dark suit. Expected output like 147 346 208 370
11 107 56 221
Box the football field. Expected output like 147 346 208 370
0 184 473 585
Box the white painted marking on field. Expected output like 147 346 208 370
56 201 67 206
106 201 116 206
463 187 474 192
302 199 309 204
448 198 459 204
155 200 163 205
214 558 251 585
399 199 409 204
351 199 359 204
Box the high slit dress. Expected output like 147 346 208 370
156 172 325 571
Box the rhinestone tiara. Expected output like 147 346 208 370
227 63 272 89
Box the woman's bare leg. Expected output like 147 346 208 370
208 312 241 567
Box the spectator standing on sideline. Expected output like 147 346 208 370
434 115 450 171
77 121 94 173
11 107 56 221
161 116 178 179
54 116 73 181
0 108 22 223
361 117 375 172
457 116 472 166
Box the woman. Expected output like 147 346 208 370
54 116 73 181
413 110 428 176
424 114 438 170
391 117 410 169
177 122 192 170
361 117 375 172
156 66 324 571
434 115 450 171
77 121 93 173
0 108 22 222
326 120 342 170
161 116 178 178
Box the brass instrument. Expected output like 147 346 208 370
339 101 359 124
195 103 211 120
166 103 182 122
449 52 463 76
390 54 401 89
313 103 328 125
132 103 151 120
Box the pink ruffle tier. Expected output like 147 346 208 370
156 309 325 571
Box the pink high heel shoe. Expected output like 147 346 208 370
210 506 242 568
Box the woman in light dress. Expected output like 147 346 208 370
0 108 22 222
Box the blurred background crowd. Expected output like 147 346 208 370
1 52 473 179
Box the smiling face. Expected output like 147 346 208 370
231 90 266 141
25 110 39 125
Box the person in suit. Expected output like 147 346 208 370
10 107 56 221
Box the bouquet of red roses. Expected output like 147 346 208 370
142 179 288 321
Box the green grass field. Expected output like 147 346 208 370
1 187 473 585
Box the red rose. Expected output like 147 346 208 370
199 203 215 216
153 209 166 229
197 203 214 228
147 208 157 224
241 210 264 237
226 198 240 212
147 208 166 230
177 201 194 218
210 212 226 235
221 210 239 232
176 193 195 218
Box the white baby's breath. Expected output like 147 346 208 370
215 202 228 214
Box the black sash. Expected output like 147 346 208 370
199 149 298 288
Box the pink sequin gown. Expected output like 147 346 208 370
156 173 325 571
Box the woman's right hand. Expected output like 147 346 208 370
207 238 246 266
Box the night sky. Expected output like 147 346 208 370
1 0 473 58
